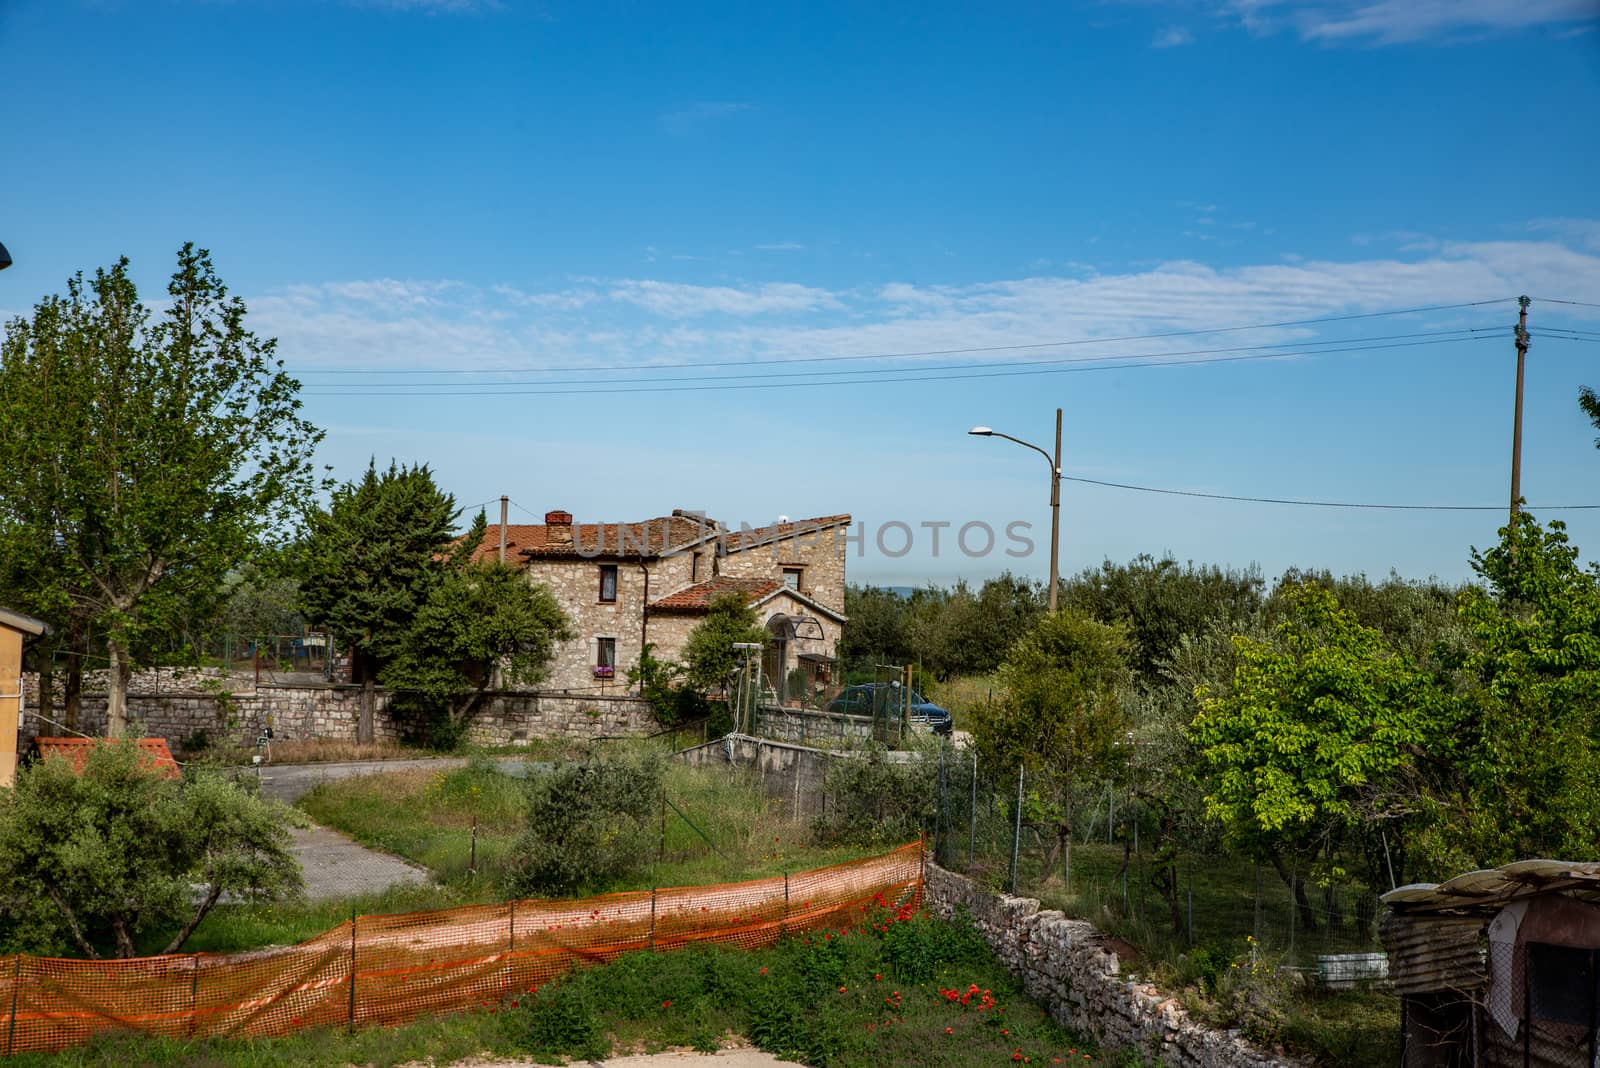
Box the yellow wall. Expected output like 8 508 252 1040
0 625 21 787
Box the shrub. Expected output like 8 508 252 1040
813 746 936 847
503 753 663 896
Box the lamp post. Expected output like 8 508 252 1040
969 407 1063 612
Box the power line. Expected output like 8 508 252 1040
301 335 1499 399
302 327 1493 391
1533 297 1600 310
289 297 1515 377
1062 474 1600 511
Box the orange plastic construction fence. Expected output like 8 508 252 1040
0 841 925 1056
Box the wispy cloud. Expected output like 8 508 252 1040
607 280 840 317
1152 25 1194 46
754 242 807 251
1529 217 1600 251
1211 0 1598 44
660 101 752 135
259 233 1600 375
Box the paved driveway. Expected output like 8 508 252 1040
259 757 524 899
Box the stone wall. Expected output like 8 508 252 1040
715 520 849 615
675 733 921 820
19 673 657 753
923 864 1304 1068
756 706 874 745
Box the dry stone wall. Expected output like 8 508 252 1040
19 673 656 753
923 863 1306 1068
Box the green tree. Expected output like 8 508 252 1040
1061 555 1263 677
682 593 767 692
0 248 323 735
1193 584 1444 924
298 460 474 740
0 743 302 958
1579 385 1600 446
220 555 305 646
504 753 663 895
970 609 1132 885
1436 514 1600 867
384 561 572 746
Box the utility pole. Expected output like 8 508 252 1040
1049 407 1061 613
1509 296 1531 528
498 496 509 564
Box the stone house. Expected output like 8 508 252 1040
471 510 850 703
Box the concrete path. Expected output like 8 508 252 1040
258 757 524 899
288 823 430 900
258 755 514 804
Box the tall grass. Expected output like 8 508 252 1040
296 757 883 898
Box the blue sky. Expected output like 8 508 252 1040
3 0 1600 586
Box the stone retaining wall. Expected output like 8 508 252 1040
675 733 923 819
923 863 1305 1068
19 673 657 752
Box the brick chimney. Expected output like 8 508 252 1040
545 510 573 547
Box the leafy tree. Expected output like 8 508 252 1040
841 585 914 671
1435 514 1600 867
1579 385 1600 446
298 460 473 740
504 753 663 895
1193 584 1445 923
0 742 302 958
970 609 1132 886
1061 555 1263 678
626 643 709 726
682 593 767 692
384 561 572 746
0 247 323 735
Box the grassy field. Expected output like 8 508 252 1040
17 911 1128 1068
296 757 879 896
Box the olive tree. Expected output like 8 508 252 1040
0 742 303 958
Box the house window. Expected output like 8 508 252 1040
595 637 616 679
782 567 803 591
599 564 618 603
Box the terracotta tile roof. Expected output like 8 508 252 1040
650 576 782 613
33 737 182 780
720 514 852 553
467 516 719 563
465 511 850 564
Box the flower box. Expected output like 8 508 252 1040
593 665 615 679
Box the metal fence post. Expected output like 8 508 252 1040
782 872 789 939
1009 763 1023 896
648 888 657 951
188 955 199 1037
968 751 977 871
347 909 357 1033
6 956 22 1056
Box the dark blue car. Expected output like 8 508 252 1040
826 683 953 735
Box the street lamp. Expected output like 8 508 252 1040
0 241 12 271
968 408 1063 612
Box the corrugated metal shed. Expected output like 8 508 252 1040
1379 910 1486 995
1382 860 1600 916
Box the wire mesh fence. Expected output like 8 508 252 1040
0 842 924 1056
928 744 1386 974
